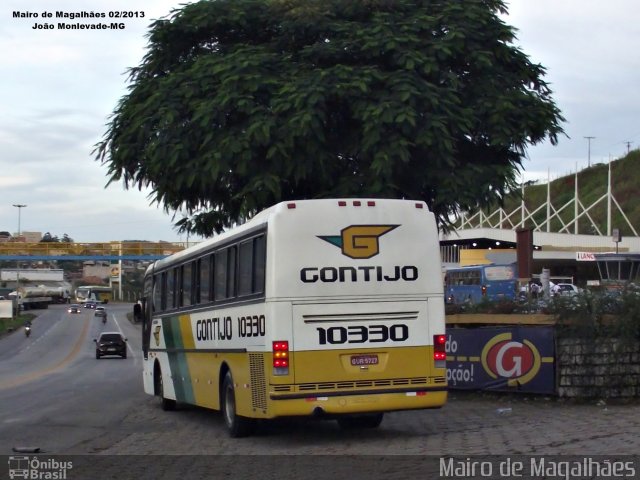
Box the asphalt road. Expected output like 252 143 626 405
0 303 143 455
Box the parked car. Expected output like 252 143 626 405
68 304 82 314
94 306 107 318
553 283 580 297
94 332 127 359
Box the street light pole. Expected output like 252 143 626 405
12 204 27 297
12 204 27 237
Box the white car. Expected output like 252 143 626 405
553 283 580 296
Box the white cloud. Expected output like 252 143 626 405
504 0 640 172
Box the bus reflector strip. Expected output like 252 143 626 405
406 391 427 396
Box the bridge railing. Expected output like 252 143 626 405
0 241 187 257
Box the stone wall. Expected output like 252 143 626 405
557 337 640 398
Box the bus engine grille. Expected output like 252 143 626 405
249 353 267 410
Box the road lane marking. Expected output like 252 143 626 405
0 314 91 391
18 312 66 354
112 313 139 366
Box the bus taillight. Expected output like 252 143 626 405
481 285 487 296
273 341 289 375
433 334 446 368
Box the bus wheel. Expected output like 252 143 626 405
337 413 384 429
222 372 254 437
155 368 176 411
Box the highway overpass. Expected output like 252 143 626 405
0 241 186 261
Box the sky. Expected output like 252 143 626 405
1 0 638 243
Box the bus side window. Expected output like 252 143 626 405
227 246 237 299
183 262 192 307
160 272 167 311
214 249 228 301
238 240 253 297
199 255 212 304
254 235 266 294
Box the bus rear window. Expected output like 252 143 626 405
484 266 515 281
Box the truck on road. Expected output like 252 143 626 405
8 285 71 310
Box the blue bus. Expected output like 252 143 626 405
445 264 517 304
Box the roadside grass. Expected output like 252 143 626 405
0 313 37 336
464 150 640 236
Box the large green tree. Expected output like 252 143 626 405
95 0 564 236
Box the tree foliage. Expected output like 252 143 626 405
40 233 73 243
40 232 58 243
95 0 564 236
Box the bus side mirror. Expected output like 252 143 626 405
133 303 142 322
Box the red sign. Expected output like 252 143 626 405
484 338 536 380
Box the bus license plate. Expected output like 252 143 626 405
351 355 378 366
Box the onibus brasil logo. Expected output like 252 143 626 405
318 225 399 259
8 456 72 479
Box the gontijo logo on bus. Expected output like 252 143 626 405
318 225 399 259
481 333 542 386
301 224 418 283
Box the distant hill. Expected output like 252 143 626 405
458 150 640 236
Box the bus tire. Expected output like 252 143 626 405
155 367 176 411
221 371 254 438
337 413 384 430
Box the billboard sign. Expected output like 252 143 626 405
446 326 556 394
576 252 596 261
0 300 13 319
110 264 120 280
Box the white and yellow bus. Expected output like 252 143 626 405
140 199 447 436
75 285 112 304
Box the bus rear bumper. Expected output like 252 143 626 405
266 388 447 418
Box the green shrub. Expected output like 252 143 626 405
550 286 640 340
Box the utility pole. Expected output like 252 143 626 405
584 136 595 168
624 141 633 155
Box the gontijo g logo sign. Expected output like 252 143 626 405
318 225 399 259
481 332 542 386
301 224 418 284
